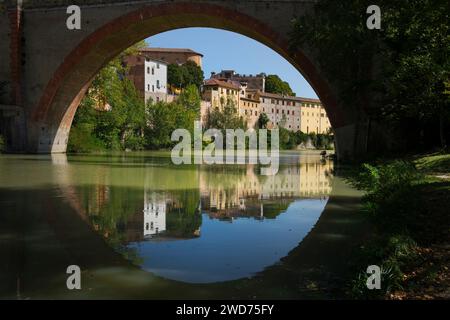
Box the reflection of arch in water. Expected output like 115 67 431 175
38 167 365 298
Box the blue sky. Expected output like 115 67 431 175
146 28 318 98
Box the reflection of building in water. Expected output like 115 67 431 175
298 161 333 197
199 160 334 220
123 189 201 242
143 191 167 238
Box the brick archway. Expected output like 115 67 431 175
29 2 344 154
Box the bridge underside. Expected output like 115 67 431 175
0 0 383 160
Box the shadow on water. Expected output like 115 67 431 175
0 152 367 299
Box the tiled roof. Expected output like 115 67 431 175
258 91 321 104
204 79 241 90
140 48 204 57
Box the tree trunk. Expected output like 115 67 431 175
439 113 446 149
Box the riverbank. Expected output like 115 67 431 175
345 153 450 299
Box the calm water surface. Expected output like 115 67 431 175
0 151 362 299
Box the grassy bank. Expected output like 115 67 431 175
346 153 450 299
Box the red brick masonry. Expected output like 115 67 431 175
33 2 344 128
8 5 22 106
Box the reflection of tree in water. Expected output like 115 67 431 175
81 185 145 266
165 189 202 239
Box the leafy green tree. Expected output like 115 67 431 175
206 99 247 130
69 41 147 152
257 112 270 129
265 75 295 96
168 64 184 91
168 61 204 91
178 84 201 114
290 0 450 151
183 61 204 89
145 88 199 150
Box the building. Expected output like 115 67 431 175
211 70 266 91
258 92 331 134
299 97 332 134
258 91 302 131
139 48 203 68
201 77 332 133
239 89 260 129
123 55 169 103
143 59 168 104
124 47 203 102
202 78 241 110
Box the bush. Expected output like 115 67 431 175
67 125 105 153
124 134 145 151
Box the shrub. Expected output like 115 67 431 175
67 125 105 153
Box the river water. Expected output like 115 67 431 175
0 151 364 299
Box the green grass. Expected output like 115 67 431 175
346 153 450 299
415 153 450 174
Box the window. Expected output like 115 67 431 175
157 80 160 89
152 85 155 92
147 84 150 91
147 67 150 74
157 63 160 69
152 67 155 75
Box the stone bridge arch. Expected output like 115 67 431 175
0 0 371 159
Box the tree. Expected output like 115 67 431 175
69 41 148 152
257 113 269 129
167 64 184 92
183 61 204 89
265 75 295 96
144 87 199 150
290 0 450 152
178 84 201 115
167 61 204 91
206 98 247 131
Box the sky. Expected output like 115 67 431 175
146 28 318 99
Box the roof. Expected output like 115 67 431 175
204 79 241 90
140 48 204 57
297 97 322 104
258 91 321 104
143 58 168 65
